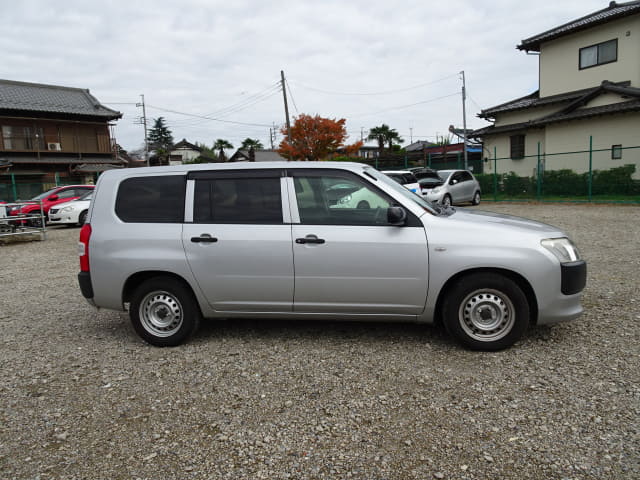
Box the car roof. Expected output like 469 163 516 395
381 170 413 174
99 161 373 181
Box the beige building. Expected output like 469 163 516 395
471 1 640 178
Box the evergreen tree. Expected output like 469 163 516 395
148 117 174 152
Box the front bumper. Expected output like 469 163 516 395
537 260 587 325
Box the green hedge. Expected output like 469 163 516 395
476 165 639 197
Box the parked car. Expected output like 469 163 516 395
48 191 93 226
422 170 481 206
381 170 422 196
416 169 445 194
79 162 586 351
8 185 95 226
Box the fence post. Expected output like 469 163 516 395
588 135 593 202
11 173 17 202
493 146 498 201
428 153 431 168
404 153 408 169
55 172 60 187
536 142 541 201
457 152 461 169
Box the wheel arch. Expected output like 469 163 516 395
434 267 539 326
122 270 200 307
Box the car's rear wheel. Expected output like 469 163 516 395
472 191 481 205
442 273 529 350
442 194 452 207
129 277 201 347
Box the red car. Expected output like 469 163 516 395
8 185 95 226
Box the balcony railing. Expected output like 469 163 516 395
1 133 112 154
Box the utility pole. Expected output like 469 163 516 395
410 127 413 144
280 71 292 144
460 71 468 170
136 94 149 166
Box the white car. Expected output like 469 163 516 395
381 171 422 197
48 191 93 226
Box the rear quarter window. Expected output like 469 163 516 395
115 175 186 223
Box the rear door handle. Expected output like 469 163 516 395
191 234 218 243
295 235 325 245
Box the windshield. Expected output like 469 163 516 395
438 171 453 181
31 188 59 201
365 168 437 214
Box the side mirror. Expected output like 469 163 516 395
450 179 458 185
48 194 59 201
387 206 407 226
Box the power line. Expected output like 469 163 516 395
292 73 459 96
347 92 460 118
285 79 299 115
146 104 273 127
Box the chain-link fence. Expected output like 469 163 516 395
476 144 640 203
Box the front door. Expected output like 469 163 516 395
182 171 294 312
289 170 429 315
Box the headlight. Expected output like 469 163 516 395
541 237 581 263
431 187 440 194
61 206 74 213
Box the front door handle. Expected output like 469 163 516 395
191 234 218 243
295 234 325 245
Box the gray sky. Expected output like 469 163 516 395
2 0 607 152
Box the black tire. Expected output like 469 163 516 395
472 191 481 206
442 273 529 351
129 277 201 347
442 194 452 207
78 210 88 226
357 200 370 209
28 211 43 227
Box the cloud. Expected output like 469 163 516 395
1 0 607 150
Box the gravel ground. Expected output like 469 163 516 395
1 203 638 480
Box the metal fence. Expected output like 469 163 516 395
354 142 640 204
0 174 95 202
477 144 640 204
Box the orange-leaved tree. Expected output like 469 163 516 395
278 114 362 161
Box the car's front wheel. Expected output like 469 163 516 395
442 273 529 350
442 194 452 207
472 191 481 205
78 210 88 226
129 277 201 346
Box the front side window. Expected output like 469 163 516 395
579 39 617 69
116 175 186 223
293 171 393 226
193 177 282 224
510 134 525 160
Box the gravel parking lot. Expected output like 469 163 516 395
1 203 638 480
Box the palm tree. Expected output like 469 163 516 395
240 138 264 150
213 139 233 162
367 124 403 154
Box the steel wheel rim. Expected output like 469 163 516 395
443 196 451 206
459 288 515 342
139 290 183 337
474 193 480 204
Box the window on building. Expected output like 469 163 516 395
510 134 525 160
611 144 622 160
579 39 617 69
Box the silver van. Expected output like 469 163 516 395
78 162 586 350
